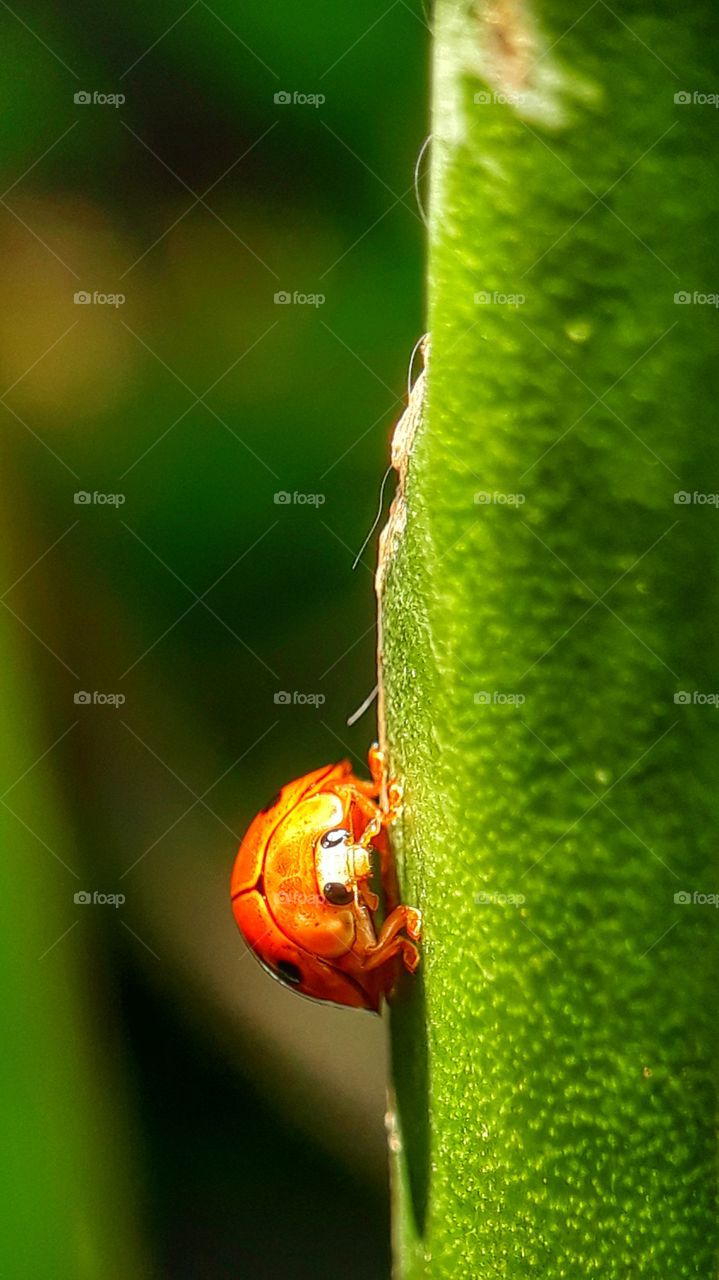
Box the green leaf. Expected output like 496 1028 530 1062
383 3 719 1275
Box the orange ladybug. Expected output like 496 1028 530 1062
230 745 421 1012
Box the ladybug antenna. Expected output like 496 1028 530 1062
414 133 431 229
347 684 378 727
351 463 393 571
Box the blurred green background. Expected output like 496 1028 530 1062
0 3 427 1275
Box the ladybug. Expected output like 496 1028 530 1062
230 745 421 1012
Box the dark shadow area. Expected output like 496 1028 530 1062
389 962 430 1237
121 969 391 1280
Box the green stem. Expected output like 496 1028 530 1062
383 3 719 1275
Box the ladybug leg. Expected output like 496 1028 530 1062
363 905 422 975
353 746 404 825
353 743 389 800
366 935 419 976
350 747 381 793
357 805 382 849
368 742 384 793
334 785 382 845
353 768 403 828
358 881 380 912
384 779 404 824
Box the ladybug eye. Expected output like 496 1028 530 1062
323 882 354 907
320 828 350 849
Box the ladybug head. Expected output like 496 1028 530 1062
315 826 373 907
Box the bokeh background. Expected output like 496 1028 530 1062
1 4 427 1276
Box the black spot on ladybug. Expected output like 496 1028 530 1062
260 791 282 814
276 960 302 986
